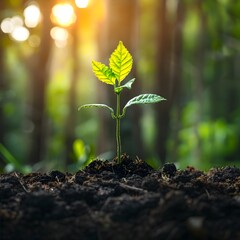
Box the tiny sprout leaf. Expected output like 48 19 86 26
79 104 114 116
92 61 115 85
109 41 133 83
121 78 135 89
115 78 135 93
124 94 166 110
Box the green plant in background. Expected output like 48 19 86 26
79 41 166 163
68 139 94 171
0 143 31 173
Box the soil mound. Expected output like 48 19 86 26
1 156 240 240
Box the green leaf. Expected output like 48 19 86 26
92 61 115 85
79 104 115 116
115 78 135 93
109 41 133 83
121 78 135 89
124 94 166 110
0 143 31 173
73 139 86 160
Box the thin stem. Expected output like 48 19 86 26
116 93 121 163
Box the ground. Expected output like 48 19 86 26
1 155 240 240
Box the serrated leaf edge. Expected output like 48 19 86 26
109 41 133 82
79 103 114 114
122 94 166 115
92 61 115 85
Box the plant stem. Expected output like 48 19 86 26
116 93 121 163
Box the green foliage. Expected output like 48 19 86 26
0 144 31 173
174 102 240 170
67 139 94 171
80 41 166 162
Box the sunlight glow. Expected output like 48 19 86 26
54 39 68 48
24 3 41 28
50 27 69 48
50 27 69 41
1 16 24 34
75 0 89 8
11 16 24 27
51 3 76 27
1 15 29 42
1 18 14 33
10 26 30 42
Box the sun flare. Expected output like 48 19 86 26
75 0 89 8
51 3 76 27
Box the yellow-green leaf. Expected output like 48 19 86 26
109 41 133 83
92 61 115 85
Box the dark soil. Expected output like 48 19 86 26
1 155 240 240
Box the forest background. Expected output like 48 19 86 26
0 0 239 172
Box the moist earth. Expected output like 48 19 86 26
1 156 240 240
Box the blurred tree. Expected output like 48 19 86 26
155 0 184 164
168 0 185 164
63 4 97 166
208 0 240 120
27 0 54 164
0 0 7 168
174 0 240 168
63 20 79 165
191 0 206 163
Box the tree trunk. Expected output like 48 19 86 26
0 0 7 168
63 18 79 166
192 0 206 164
28 1 54 164
155 0 184 165
168 0 185 163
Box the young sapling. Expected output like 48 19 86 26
79 41 166 163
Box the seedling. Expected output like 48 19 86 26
79 41 166 163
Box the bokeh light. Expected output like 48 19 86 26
1 15 30 42
10 26 30 42
1 18 14 33
50 26 69 48
24 3 41 28
11 16 24 27
75 0 89 8
51 3 76 27
28 34 41 47
1 15 24 34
